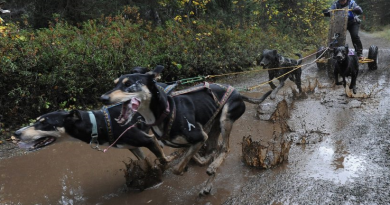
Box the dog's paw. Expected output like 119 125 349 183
270 93 277 100
165 155 175 162
206 166 216 176
353 88 357 94
173 165 188 175
199 187 212 196
158 158 170 171
172 164 186 175
172 169 184 175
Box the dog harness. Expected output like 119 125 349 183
95 103 141 152
156 82 235 141
348 49 355 56
101 104 120 144
146 101 171 127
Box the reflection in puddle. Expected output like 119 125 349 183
300 141 366 184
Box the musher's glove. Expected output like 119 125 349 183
352 8 362 14
323 9 330 17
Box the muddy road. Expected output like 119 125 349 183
1 31 390 205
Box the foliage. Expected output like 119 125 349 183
359 0 390 31
372 26 390 42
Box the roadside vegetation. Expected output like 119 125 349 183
372 26 390 42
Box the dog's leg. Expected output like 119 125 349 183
202 112 234 195
129 148 146 160
172 126 208 175
192 153 214 165
342 76 347 88
350 76 357 94
200 173 216 196
147 135 171 168
173 141 205 175
268 81 277 90
203 122 220 155
206 106 234 175
270 78 286 99
206 120 233 175
268 73 277 89
334 71 342 85
295 70 302 93
192 123 220 166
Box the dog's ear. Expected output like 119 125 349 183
153 65 164 74
272 50 278 61
69 110 83 121
147 65 164 79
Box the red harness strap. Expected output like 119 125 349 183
203 85 235 132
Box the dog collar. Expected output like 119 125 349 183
101 105 116 144
147 101 170 126
87 111 100 149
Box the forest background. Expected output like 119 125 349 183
0 0 389 128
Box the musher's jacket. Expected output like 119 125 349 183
330 0 363 23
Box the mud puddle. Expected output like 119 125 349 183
0 90 277 204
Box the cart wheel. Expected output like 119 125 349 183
368 45 379 70
316 46 327 70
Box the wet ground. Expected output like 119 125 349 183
1 31 390 205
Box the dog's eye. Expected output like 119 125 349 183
125 81 144 92
124 81 131 87
125 83 139 92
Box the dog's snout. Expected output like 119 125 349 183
260 61 266 67
100 95 110 105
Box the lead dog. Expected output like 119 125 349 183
13 105 169 165
257 49 303 99
14 66 173 166
333 45 359 94
100 66 271 195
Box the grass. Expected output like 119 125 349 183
371 26 390 42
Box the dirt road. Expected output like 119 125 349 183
1 31 390 205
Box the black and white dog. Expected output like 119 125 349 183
257 49 303 99
13 105 169 165
333 45 359 94
100 66 271 195
14 66 173 166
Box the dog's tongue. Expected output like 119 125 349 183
17 141 34 149
116 98 140 125
131 98 140 111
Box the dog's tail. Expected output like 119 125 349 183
295 53 303 65
241 90 272 104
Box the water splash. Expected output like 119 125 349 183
58 169 86 205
